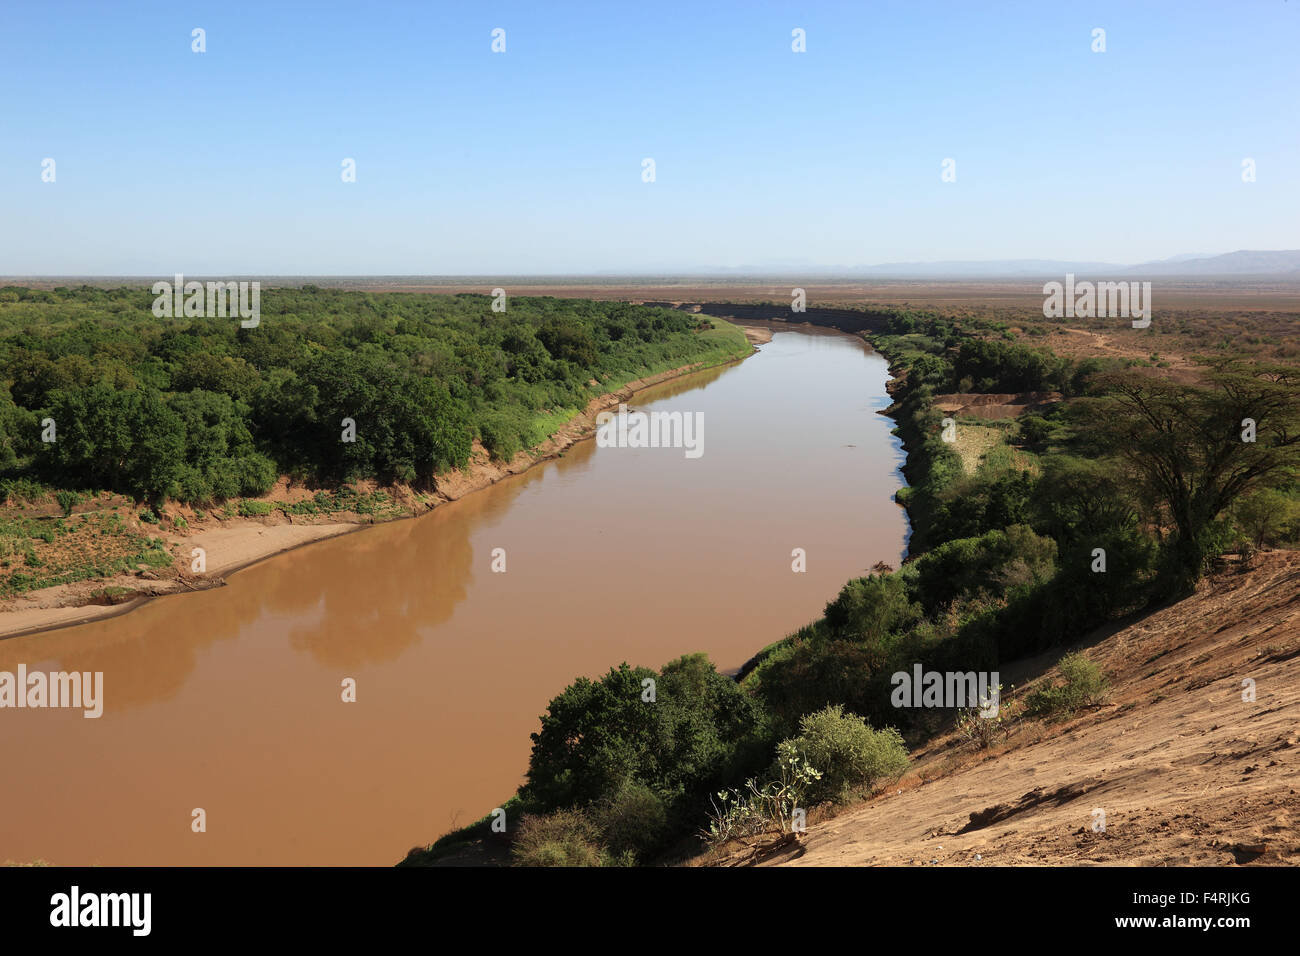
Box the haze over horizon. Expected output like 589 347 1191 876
2 0 1297 275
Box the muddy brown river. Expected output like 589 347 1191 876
0 325 908 865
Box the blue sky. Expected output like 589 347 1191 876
1 0 1296 274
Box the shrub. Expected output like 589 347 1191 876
954 683 1021 749
511 809 604 867
477 408 527 462
704 741 823 845
744 636 886 739
823 572 921 643
1025 652 1109 719
1017 415 1052 448
908 524 1057 617
55 490 80 517
591 783 668 860
784 704 909 803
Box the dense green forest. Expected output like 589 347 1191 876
403 307 1300 867
0 286 749 506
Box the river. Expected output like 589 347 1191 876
0 324 908 865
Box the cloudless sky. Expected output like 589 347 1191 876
1 0 1296 274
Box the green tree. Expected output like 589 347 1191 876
524 655 768 815
1077 365 1300 593
41 386 185 505
1233 488 1299 551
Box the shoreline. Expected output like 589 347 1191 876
0 342 758 642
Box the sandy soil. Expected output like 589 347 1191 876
0 351 750 641
0 520 364 640
725 551 1300 867
932 391 1061 421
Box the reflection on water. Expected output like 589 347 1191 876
0 329 908 865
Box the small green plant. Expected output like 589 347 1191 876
1025 653 1109 720
55 490 80 517
955 684 1020 749
237 500 275 517
703 741 823 845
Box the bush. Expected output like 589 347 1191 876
704 741 823 844
784 704 909 803
55 490 80 517
908 524 1057 617
1017 414 1052 448
1025 652 1109 719
511 809 605 867
955 683 1021 749
524 655 770 817
823 572 921 643
591 783 668 860
477 409 524 461
744 636 887 739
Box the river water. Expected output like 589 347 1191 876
0 325 908 865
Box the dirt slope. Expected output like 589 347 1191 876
761 551 1300 867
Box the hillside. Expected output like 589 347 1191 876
1127 250 1300 276
749 551 1300 867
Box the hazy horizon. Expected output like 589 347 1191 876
6 247 1300 283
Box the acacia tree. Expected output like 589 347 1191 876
1076 363 1300 593
1234 488 1298 551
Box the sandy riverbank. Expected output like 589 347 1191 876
0 343 757 641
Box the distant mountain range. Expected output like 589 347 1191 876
6 251 1299 284
1120 250 1300 276
873 250 1300 277
695 250 1300 279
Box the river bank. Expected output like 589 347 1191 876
0 341 759 641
